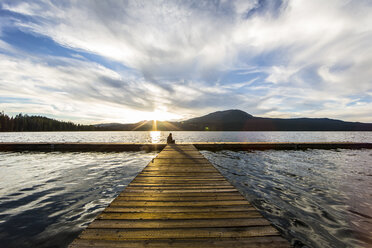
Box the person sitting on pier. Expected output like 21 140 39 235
167 133 175 144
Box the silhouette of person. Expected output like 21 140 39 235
167 133 175 144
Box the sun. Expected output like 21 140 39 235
147 110 181 122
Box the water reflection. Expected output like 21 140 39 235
150 131 161 143
202 149 372 248
1 131 371 143
0 151 157 248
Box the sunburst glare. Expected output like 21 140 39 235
150 131 161 143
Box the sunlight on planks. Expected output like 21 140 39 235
69 144 290 248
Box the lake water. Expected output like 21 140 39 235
0 131 371 248
1 131 372 143
0 151 156 248
202 149 372 248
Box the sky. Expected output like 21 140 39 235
0 0 371 124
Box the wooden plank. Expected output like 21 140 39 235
155 155 206 158
148 161 211 167
68 144 290 248
151 161 211 164
77 226 279 240
153 153 204 156
125 185 237 189
122 189 240 193
87 218 270 228
143 168 218 172
129 181 230 185
69 237 289 248
97 211 263 220
145 165 213 168
109 200 249 207
134 175 225 179
132 176 225 180
141 171 219 174
115 195 243 201
137 172 224 175
136 172 223 175
125 186 235 190
126 185 233 188
120 192 243 197
137 173 224 176
128 182 231 187
136 173 223 177
103 206 254 212
131 178 229 181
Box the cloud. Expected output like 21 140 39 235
0 51 174 123
2 1 241 81
1 0 372 122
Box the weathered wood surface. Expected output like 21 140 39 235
69 144 290 248
0 142 371 152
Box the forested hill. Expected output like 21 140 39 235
1 110 372 131
176 110 372 131
0 112 99 131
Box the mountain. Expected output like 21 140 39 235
186 110 253 123
92 109 372 131
2 110 372 131
181 109 253 131
175 110 372 131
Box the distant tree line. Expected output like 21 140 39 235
1 110 371 132
0 111 100 131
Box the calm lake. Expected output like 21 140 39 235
0 131 371 248
1 131 372 143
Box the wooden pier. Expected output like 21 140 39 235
69 144 290 247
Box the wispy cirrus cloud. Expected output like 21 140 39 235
0 0 371 123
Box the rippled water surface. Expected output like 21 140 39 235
0 131 371 248
202 149 372 248
0 151 157 248
1 131 372 143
